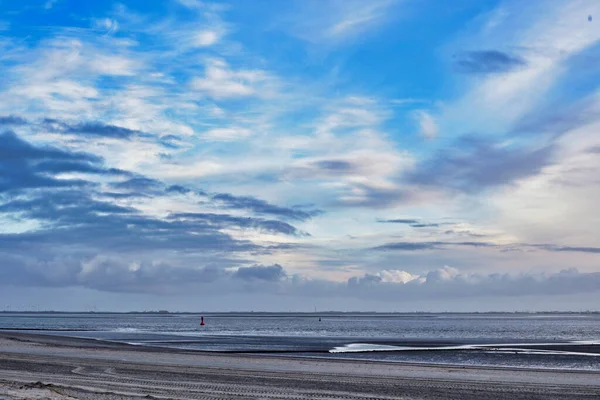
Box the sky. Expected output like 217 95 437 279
0 0 599 312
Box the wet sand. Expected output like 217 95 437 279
0 332 599 399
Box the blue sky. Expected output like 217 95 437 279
1 0 600 311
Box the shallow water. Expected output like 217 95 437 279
1 312 599 371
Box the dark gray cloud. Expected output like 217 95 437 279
165 184 192 194
443 229 486 238
159 135 184 149
0 115 27 125
410 223 442 228
66 122 140 139
336 183 411 209
347 273 383 286
0 131 312 297
112 177 163 192
0 189 260 270
0 130 107 192
233 264 286 282
535 244 600 254
166 184 206 196
40 118 179 148
587 146 600 154
374 241 443 251
377 218 447 228
42 119 141 140
0 255 234 294
169 212 304 236
377 218 420 224
373 240 600 254
454 50 527 74
512 97 599 139
3 252 600 300
312 160 357 173
212 193 322 221
34 160 126 176
409 135 555 192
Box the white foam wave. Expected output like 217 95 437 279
330 343 411 353
330 342 600 355
113 327 143 333
330 343 477 353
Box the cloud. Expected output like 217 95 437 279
111 177 163 192
194 30 220 47
3 245 600 300
413 110 438 139
373 240 600 255
374 241 442 251
410 223 442 228
311 160 357 173
0 115 27 126
335 183 412 209
377 218 447 228
212 193 321 221
202 127 253 141
588 146 600 154
454 50 527 74
0 133 312 296
378 218 420 224
408 135 555 192
535 244 600 254
92 18 119 35
190 59 267 99
283 0 400 44
233 264 286 282
44 119 142 140
511 93 600 139
169 212 305 236
345 267 600 301
0 130 104 192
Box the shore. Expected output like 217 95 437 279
0 332 599 399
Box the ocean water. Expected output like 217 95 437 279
1 312 599 371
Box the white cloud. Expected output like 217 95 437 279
190 59 267 98
282 0 400 44
93 18 119 35
413 110 438 139
90 54 138 76
193 30 220 46
177 0 204 9
377 269 419 283
202 127 253 141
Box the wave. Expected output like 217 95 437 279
112 327 144 333
330 343 475 353
330 341 600 356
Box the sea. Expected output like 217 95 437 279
1 312 599 371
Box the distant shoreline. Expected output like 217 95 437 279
2 310 600 315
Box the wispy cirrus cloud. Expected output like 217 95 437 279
280 0 401 44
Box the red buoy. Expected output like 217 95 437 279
200 316 205 326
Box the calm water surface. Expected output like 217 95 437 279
1 312 599 371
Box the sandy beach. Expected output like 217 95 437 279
0 332 599 400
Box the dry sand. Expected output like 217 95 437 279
0 332 599 399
